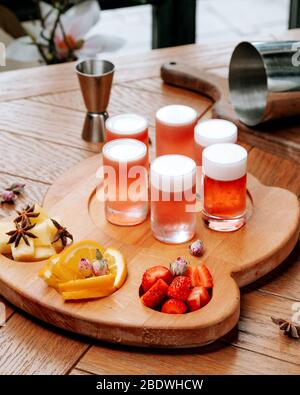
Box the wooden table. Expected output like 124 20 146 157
0 30 299 375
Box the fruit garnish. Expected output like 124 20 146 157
61 289 115 301
78 258 93 278
167 276 192 301
187 286 210 312
51 219 73 247
189 239 204 257
161 299 187 314
91 249 109 276
142 265 173 293
185 264 213 288
141 279 169 309
6 222 37 247
39 241 127 301
169 257 188 276
14 204 40 226
104 247 127 289
139 260 213 314
58 273 115 293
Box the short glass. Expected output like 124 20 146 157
202 143 247 232
194 119 238 199
106 113 149 147
155 105 198 159
150 154 196 244
194 119 238 166
102 138 148 226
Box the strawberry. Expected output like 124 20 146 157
197 264 213 288
141 279 169 309
167 276 192 301
187 286 211 312
185 264 213 288
161 299 187 314
141 265 173 292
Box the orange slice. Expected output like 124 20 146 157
58 240 105 277
104 247 127 289
39 240 128 300
61 289 115 301
58 273 115 292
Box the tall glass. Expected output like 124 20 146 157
194 119 238 166
102 138 148 226
202 143 247 232
155 105 198 159
106 113 149 147
150 155 196 244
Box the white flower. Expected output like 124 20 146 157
6 0 124 63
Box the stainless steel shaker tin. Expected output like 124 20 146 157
229 41 300 126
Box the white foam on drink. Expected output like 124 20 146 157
195 119 238 147
156 105 198 126
203 143 247 181
151 155 196 192
106 113 148 135
103 138 147 162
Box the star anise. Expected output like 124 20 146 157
271 317 300 339
6 222 37 248
51 219 73 247
14 204 39 226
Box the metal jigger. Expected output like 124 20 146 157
76 59 115 143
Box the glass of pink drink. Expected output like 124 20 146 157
194 119 238 199
102 138 148 226
194 119 238 166
150 155 196 243
202 143 248 232
155 105 198 159
106 113 149 147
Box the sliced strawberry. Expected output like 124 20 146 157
185 264 213 289
197 264 213 288
185 266 199 287
161 299 187 314
167 276 192 301
187 286 211 312
141 279 169 309
142 265 173 293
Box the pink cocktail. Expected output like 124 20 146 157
202 143 248 232
102 138 148 226
194 119 238 166
106 113 149 147
150 155 196 243
155 105 198 159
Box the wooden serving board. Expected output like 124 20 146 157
161 62 300 164
0 154 299 348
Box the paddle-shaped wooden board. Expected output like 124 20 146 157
0 154 299 347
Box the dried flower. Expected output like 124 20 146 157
189 239 204 257
78 258 93 278
51 219 73 247
6 183 26 195
1 182 25 205
271 317 300 339
92 249 109 276
1 190 16 204
170 257 188 276
6 222 37 248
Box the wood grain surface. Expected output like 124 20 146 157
0 154 298 348
0 30 299 374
